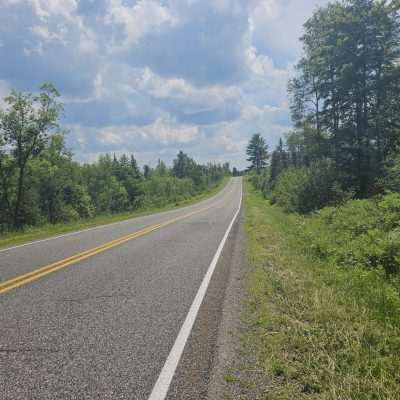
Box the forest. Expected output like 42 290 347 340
243 1 400 397
0 85 229 232
248 0 400 276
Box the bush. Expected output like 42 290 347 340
270 161 348 213
381 152 400 193
252 167 400 275
58 205 80 222
249 170 269 192
304 193 400 275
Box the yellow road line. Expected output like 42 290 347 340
0 203 216 295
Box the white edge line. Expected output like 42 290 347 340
147 180 242 400
0 180 233 254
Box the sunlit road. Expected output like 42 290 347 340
0 177 242 400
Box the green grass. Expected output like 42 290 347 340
224 373 238 383
243 178 400 399
0 177 229 249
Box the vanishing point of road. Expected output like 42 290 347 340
0 177 243 399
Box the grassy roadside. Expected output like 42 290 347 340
0 177 229 249
243 179 400 399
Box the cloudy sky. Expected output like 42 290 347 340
0 0 328 169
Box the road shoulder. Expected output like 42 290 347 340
205 208 248 400
165 206 246 399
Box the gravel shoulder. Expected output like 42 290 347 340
205 208 248 400
165 204 266 400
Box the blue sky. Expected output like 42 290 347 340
0 0 328 169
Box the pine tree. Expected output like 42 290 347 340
246 134 269 174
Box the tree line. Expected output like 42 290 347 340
248 0 400 214
0 85 230 231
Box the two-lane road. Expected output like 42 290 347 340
0 177 242 399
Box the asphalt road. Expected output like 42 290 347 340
0 177 242 400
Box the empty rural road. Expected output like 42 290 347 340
0 177 243 399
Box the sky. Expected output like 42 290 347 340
0 0 328 169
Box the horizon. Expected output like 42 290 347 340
0 0 328 169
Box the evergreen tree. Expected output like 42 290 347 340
130 154 141 178
246 134 269 174
287 0 400 197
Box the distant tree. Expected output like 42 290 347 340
232 167 240 177
0 84 230 231
270 151 280 184
270 138 290 186
143 164 151 179
223 162 230 175
172 151 195 179
246 134 269 174
112 153 119 175
155 159 168 176
130 154 141 178
0 83 63 228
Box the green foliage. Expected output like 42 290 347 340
0 177 229 250
244 182 400 399
381 151 400 193
0 84 229 233
269 161 348 213
261 10 400 211
283 0 400 198
304 193 400 276
246 133 269 174
172 150 196 179
0 83 63 228
141 176 195 207
248 169 269 192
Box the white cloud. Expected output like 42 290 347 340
244 45 286 79
68 113 201 152
249 0 329 59
146 115 200 144
100 114 199 146
104 0 178 51
0 0 330 169
207 102 291 166
31 24 68 45
69 64 241 117
31 0 78 20
136 67 241 112
24 0 98 55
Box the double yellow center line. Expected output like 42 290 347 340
0 203 215 295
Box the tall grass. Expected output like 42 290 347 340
244 179 400 399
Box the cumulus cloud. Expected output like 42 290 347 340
249 0 330 61
67 112 202 162
0 0 328 168
7 0 98 56
31 0 78 20
104 0 177 51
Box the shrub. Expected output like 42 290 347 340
381 152 400 193
58 205 80 222
249 170 269 192
304 194 400 276
270 161 348 213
